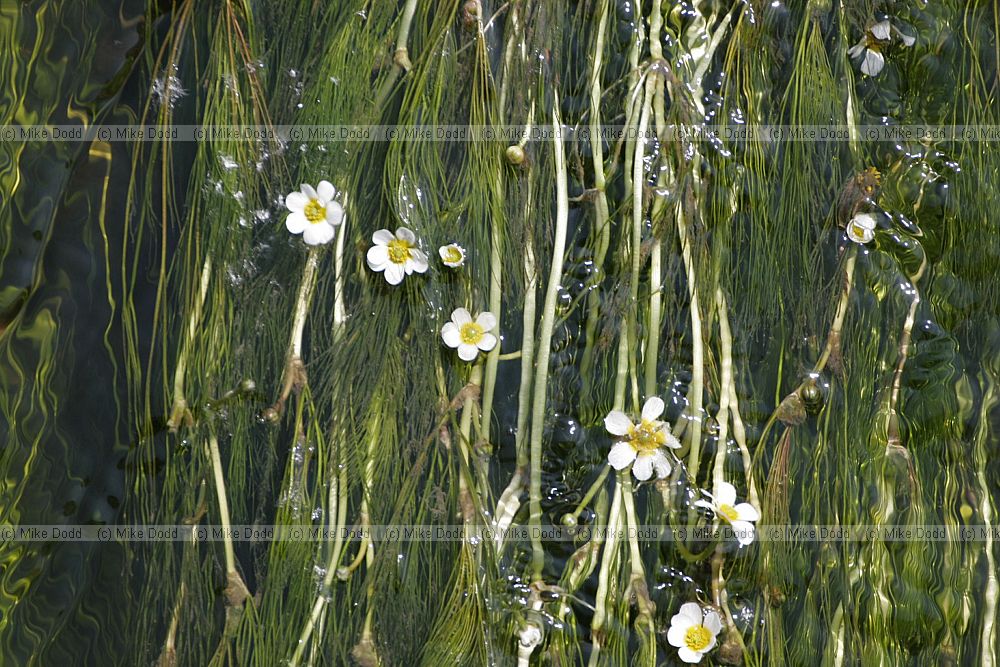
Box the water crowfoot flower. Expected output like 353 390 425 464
847 212 877 244
848 20 915 76
694 481 760 546
441 308 498 361
285 181 344 246
366 227 429 285
667 602 722 664
439 243 466 268
604 397 681 481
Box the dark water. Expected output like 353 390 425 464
0 0 145 661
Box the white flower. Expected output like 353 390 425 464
439 243 466 268
366 227 429 285
848 20 915 76
604 397 681 481
882 19 916 47
694 481 760 546
848 41 885 76
667 602 722 664
285 181 344 246
518 623 542 649
441 308 498 361
846 212 877 244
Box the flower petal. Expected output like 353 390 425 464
477 333 497 352
384 262 405 285
372 229 394 245
367 245 389 270
894 26 916 47
300 183 318 200
732 520 756 546
607 442 637 470
285 191 308 213
860 49 885 76
441 322 461 348
659 426 682 449
666 625 688 649
303 222 335 246
407 249 428 274
316 180 336 201
649 449 672 479
475 311 497 331
438 244 465 267
632 453 654 481
852 212 878 230
703 611 723 635
715 482 737 507
604 411 633 436
641 396 665 421
457 343 479 361
678 602 704 625
870 20 892 41
670 616 695 632
286 212 308 234
734 502 760 522
693 499 716 512
848 42 866 58
451 308 472 325
847 222 875 244
325 200 344 226
677 647 704 664
396 227 416 244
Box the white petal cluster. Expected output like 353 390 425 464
285 181 344 245
366 227 429 285
441 308 498 361
604 397 681 481
667 602 722 663
439 243 466 268
848 19 915 76
694 481 761 546
847 212 877 244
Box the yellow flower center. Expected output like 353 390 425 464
718 503 740 523
850 222 866 238
387 238 412 264
443 246 463 264
627 419 667 453
304 199 326 224
459 322 484 345
684 624 712 652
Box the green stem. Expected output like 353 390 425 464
589 476 624 667
289 435 346 667
563 464 611 526
271 247 321 415
207 433 249 607
631 71 656 404
621 476 656 665
716 289 759 507
678 200 705 478
167 255 213 431
459 362 484 523
527 100 570 583
813 248 856 374
493 171 537 548
580 0 612 391
374 0 418 107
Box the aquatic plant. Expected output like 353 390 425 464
2 0 1000 665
